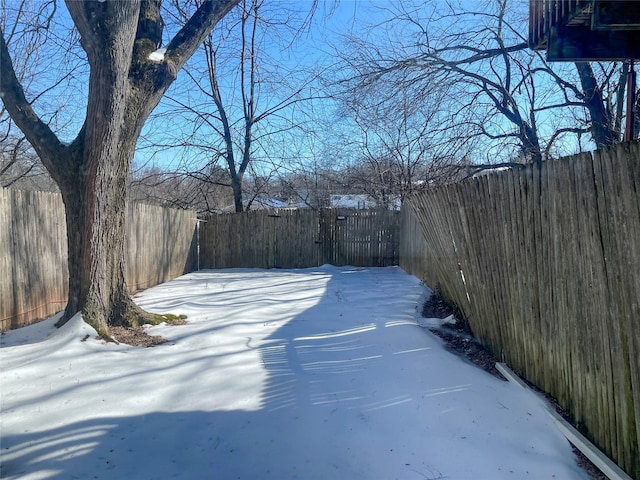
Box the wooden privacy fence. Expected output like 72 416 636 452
0 189 67 332
400 142 640 479
125 202 197 292
200 208 399 269
0 188 198 331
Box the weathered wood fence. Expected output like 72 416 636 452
200 208 399 269
400 142 640 479
125 202 198 291
0 188 197 331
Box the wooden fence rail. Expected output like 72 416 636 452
0 188 197 331
399 142 640 479
200 208 399 269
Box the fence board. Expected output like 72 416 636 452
0 190 68 331
125 202 197 292
400 142 640 479
399 207 430 280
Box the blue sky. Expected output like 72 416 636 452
133 0 375 173
3 0 595 179
133 0 582 175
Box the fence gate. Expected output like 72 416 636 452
318 209 399 267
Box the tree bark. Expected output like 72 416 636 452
575 62 619 148
1 0 240 336
231 174 244 212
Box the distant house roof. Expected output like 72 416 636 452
330 194 370 209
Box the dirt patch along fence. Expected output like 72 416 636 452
0 188 198 331
399 142 640 479
199 208 399 269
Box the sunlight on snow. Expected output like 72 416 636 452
293 323 376 341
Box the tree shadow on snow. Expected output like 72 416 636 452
1 267 451 480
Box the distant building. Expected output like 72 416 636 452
220 196 292 213
330 194 401 211
330 194 370 209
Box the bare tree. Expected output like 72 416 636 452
0 0 83 190
334 79 472 206
0 138 58 190
572 61 637 147
333 0 636 168
1 0 240 337
127 164 233 213
332 0 543 164
274 161 337 210
146 0 326 212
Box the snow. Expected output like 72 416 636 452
0 266 589 479
148 48 166 62
471 166 512 178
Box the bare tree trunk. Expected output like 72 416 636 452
52 2 137 334
575 62 619 148
521 122 543 167
60 134 149 334
1 0 240 336
61 172 136 334
60 177 89 321
231 175 244 212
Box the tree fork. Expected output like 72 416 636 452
2 0 242 338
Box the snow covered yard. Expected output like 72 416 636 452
0 266 590 479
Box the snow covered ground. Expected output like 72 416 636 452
0 266 590 479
